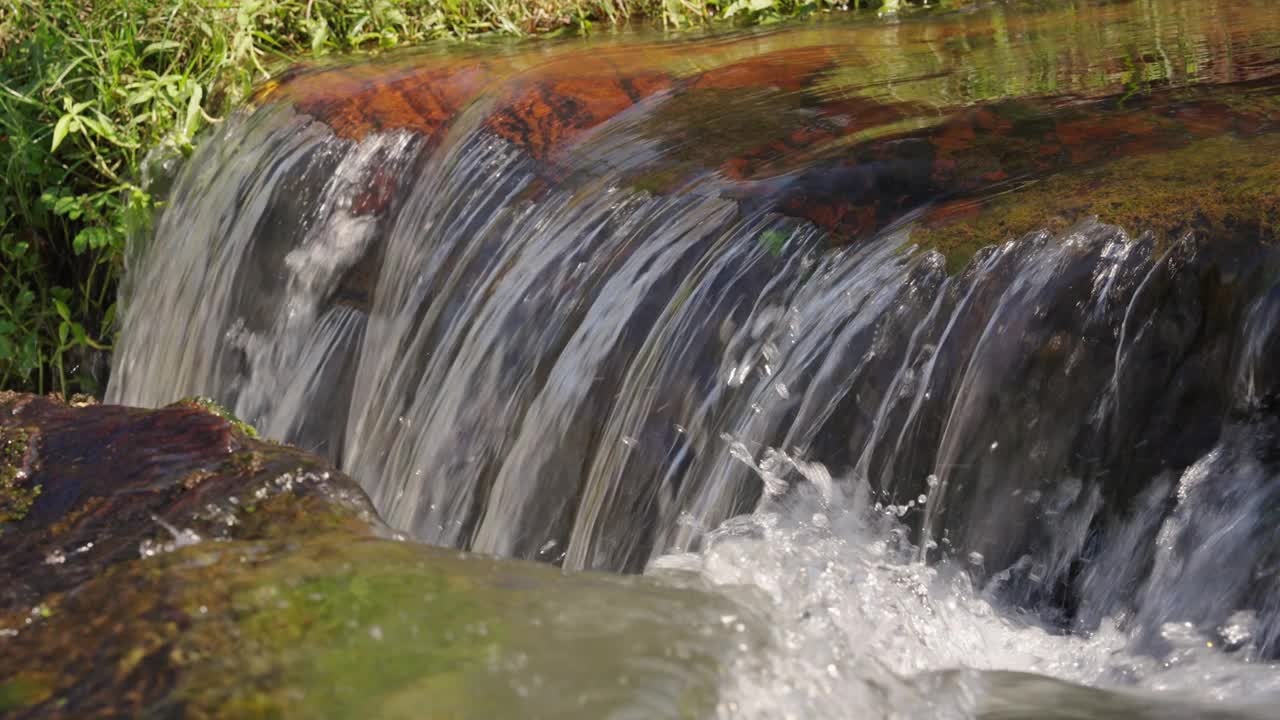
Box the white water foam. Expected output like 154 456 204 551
651 452 1280 719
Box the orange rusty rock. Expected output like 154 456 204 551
265 60 495 142
485 71 672 159
241 32 1279 255
689 46 840 92
1053 112 1164 163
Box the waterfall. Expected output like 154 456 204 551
107 0 1280 677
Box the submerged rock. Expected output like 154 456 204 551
0 394 749 718
250 3 1280 274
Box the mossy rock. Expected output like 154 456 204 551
912 132 1280 273
0 393 381 613
0 425 39 525
171 395 261 438
0 535 746 719
0 394 753 718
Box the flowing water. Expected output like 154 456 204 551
106 0 1280 716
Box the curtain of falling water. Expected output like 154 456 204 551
108 89 1280 668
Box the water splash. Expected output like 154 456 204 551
653 463 1280 719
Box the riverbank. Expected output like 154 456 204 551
0 0 904 397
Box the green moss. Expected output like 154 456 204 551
0 673 54 711
210 542 495 718
172 396 260 438
187 538 743 719
0 426 39 525
226 450 266 475
913 133 1280 273
0 527 746 717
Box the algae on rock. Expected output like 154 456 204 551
0 426 38 526
0 394 757 719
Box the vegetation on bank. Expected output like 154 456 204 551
0 0 922 397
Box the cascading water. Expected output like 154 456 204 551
107 0 1280 715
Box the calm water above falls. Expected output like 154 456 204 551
108 0 1280 716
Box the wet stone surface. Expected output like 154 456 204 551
0 392 382 615
0 394 746 719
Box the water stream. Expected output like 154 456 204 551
106 0 1280 715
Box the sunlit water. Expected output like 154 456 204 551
103 0 1280 715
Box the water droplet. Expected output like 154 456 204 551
917 494 927 504
926 474 939 488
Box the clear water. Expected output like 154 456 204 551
105 0 1280 715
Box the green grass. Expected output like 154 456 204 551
0 0 905 397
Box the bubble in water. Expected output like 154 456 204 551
1160 621 1201 648
724 434 755 465
1218 611 1256 649
677 512 704 531
139 539 163 559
